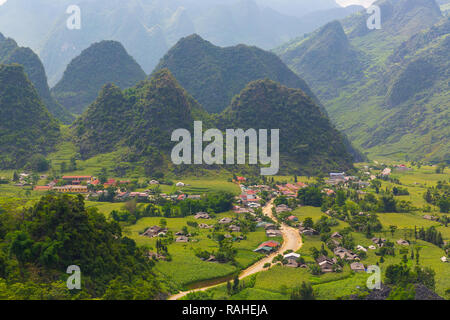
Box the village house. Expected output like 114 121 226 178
33 186 52 191
275 204 292 214
194 212 211 219
129 192 150 201
356 245 368 252
266 229 282 238
396 239 410 246
62 176 93 185
264 223 278 231
206 255 217 263
394 164 412 172
142 226 168 238
229 225 241 233
233 207 253 214
441 256 448 263
253 241 280 254
53 185 89 193
219 217 233 224
327 172 346 185
147 251 167 261
298 226 318 236
323 189 335 196
334 247 359 261
350 262 365 272
316 256 338 273
287 215 298 222
103 179 117 188
176 236 189 243
372 237 387 247
284 252 301 267
199 223 214 229
331 232 343 240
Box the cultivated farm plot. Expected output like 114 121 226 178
124 212 267 290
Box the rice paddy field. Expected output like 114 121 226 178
123 212 270 291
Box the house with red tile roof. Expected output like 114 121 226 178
33 186 51 191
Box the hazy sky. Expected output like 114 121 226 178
0 0 378 8
336 0 377 8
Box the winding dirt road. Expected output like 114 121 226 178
169 199 303 300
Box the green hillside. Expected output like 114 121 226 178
153 34 322 114
276 20 365 101
72 70 353 176
52 40 147 115
0 33 73 124
0 64 60 169
220 79 354 174
277 0 448 163
72 69 210 175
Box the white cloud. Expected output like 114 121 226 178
336 0 377 8
0 0 7 6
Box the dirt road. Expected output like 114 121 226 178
168 199 303 300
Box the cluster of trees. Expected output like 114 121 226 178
0 194 165 299
154 192 234 218
312 190 383 236
110 201 159 224
195 238 237 264
290 282 315 300
416 226 444 248
0 64 60 170
385 263 436 292
424 180 450 213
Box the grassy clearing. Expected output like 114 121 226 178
123 212 269 290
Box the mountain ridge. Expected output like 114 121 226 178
0 33 73 124
52 40 147 115
153 34 323 114
0 64 60 169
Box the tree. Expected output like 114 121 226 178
7 231 33 267
298 187 323 207
415 266 435 290
232 276 239 294
389 225 398 237
378 194 397 212
290 282 315 300
336 190 346 207
303 217 314 229
27 154 50 172
435 163 446 174
438 197 450 213
70 156 77 171
60 162 67 174
387 284 415 300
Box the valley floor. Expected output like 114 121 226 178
0 163 449 300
